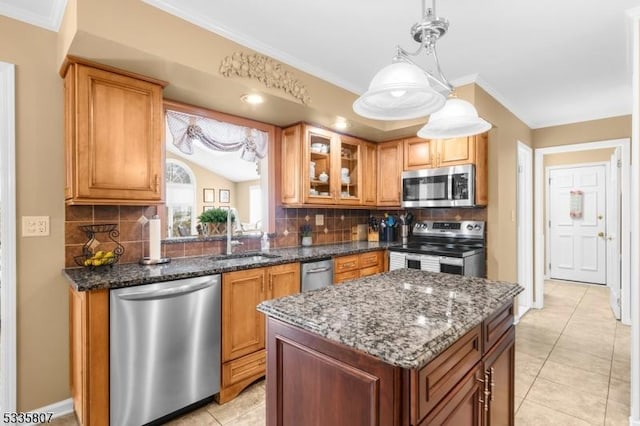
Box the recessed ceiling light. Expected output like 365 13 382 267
241 94 264 105
334 118 349 130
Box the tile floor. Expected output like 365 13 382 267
515 280 630 426
52 279 630 425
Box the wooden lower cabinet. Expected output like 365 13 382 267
69 287 109 426
265 300 516 426
334 250 386 284
219 262 300 403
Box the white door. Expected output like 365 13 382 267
607 149 621 318
517 142 533 316
548 165 606 284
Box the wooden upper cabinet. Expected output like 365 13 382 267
436 136 476 167
62 57 167 205
281 123 369 207
404 137 436 170
361 142 378 206
377 140 403 206
281 124 303 204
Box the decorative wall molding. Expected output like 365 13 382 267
219 52 311 105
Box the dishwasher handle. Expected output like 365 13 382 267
305 267 332 274
117 279 217 301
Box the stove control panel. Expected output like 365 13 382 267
412 220 485 238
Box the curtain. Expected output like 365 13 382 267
166 110 268 162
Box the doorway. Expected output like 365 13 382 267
546 164 607 284
0 61 17 412
534 138 630 325
516 142 533 319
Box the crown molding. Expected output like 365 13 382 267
0 0 66 32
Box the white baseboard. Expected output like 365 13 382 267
26 398 73 425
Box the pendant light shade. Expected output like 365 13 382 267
353 62 446 120
417 98 491 139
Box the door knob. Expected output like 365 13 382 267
598 232 605 238
598 214 604 220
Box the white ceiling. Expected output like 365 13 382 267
143 0 638 129
3 0 637 129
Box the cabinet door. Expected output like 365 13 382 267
484 327 515 426
268 263 300 299
305 126 336 204
377 140 403 206
404 137 435 170
361 142 378 205
69 288 109 426
335 135 362 205
475 132 489 206
421 363 483 426
74 64 163 203
222 268 267 362
436 136 476 167
281 124 303 204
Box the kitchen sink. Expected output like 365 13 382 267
209 252 281 262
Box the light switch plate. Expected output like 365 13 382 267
315 214 324 226
22 216 50 237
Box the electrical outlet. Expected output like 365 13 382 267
22 216 50 237
315 214 324 226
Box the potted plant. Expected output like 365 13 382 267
300 223 313 246
198 208 235 235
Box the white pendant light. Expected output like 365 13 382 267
417 97 491 139
353 62 446 120
354 0 492 136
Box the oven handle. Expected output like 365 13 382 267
439 257 464 266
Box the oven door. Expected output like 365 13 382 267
439 256 464 275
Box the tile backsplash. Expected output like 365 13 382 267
64 205 487 267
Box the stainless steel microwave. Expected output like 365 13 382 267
401 164 476 208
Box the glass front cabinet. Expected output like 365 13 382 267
303 126 362 205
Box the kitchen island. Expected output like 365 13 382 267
257 269 523 426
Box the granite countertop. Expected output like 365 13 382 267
257 269 523 370
64 241 396 292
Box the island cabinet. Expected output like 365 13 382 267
264 299 515 426
377 139 404 206
280 123 373 207
61 56 168 205
220 262 300 403
333 250 385 283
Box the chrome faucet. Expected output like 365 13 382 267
226 207 243 255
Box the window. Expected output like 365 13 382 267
249 184 261 227
165 160 196 237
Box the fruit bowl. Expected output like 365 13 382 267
75 250 121 268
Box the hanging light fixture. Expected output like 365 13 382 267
353 0 491 138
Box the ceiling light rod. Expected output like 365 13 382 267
393 0 453 93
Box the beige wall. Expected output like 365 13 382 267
235 180 261 225
166 152 236 222
544 148 615 167
473 85 533 282
533 116 631 148
0 17 68 410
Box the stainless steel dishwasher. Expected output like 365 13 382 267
301 258 334 291
110 275 221 425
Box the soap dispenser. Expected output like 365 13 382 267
261 233 270 251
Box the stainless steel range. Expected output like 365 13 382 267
388 220 486 277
